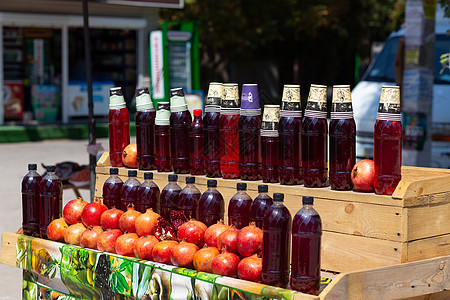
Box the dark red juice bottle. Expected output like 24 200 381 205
155 102 172 172
204 82 223 178
108 87 130 167
119 170 140 211
170 88 192 174
22 163 42 237
178 177 201 220
279 84 302 185
136 172 160 214
39 165 62 239
302 84 328 188
239 83 261 180
102 167 123 209
160 174 182 220
261 193 291 288
228 183 252 229
291 196 322 295
329 85 356 190
261 105 280 183
374 85 402 195
250 185 273 229
190 109 204 175
198 179 224 227
135 87 156 170
220 83 240 179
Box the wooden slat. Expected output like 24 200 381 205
394 174 450 205
406 234 450 263
320 256 450 300
0 232 17 267
406 203 450 241
96 151 110 167
402 191 450 208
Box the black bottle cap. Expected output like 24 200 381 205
258 185 268 193
168 174 178 182
28 164 37 171
46 165 56 172
237 182 247 191
144 172 153 180
207 179 217 188
186 176 195 184
303 196 314 205
128 170 137 177
110 168 119 175
273 193 284 202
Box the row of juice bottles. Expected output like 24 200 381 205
109 82 402 196
103 169 322 295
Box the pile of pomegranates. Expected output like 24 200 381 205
47 198 264 283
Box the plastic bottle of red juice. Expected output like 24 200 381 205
178 176 201 220
228 182 252 229
108 87 130 167
160 174 182 220
40 165 62 239
190 109 204 175
136 172 160 214
119 170 140 211
22 163 42 237
102 167 123 209
135 87 156 170
155 102 172 172
250 184 273 229
198 179 224 227
261 105 280 183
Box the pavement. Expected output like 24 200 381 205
0 137 117 299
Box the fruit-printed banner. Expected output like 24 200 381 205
16 235 331 299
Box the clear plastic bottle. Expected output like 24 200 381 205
102 167 124 209
22 163 42 237
119 170 141 211
160 174 182 220
291 196 322 295
250 185 273 229
136 172 160 214
178 177 201 220
135 87 156 170
190 109 204 175
228 182 252 229
40 165 63 239
108 87 130 167
198 180 224 227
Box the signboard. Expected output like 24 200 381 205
150 30 165 100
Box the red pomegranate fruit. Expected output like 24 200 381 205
217 226 240 254
100 208 124 230
177 220 207 247
152 240 179 264
204 221 229 248
80 226 104 250
237 255 262 282
97 229 123 253
237 223 263 257
193 246 220 273
154 217 177 241
134 235 159 260
63 223 86 246
351 159 375 192
115 232 139 257
170 241 199 267
211 250 240 277
47 217 68 242
81 200 108 227
63 198 88 225
119 205 142 233
135 208 160 237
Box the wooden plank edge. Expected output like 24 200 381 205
320 255 450 299
97 151 110 167
0 232 18 267
395 174 450 204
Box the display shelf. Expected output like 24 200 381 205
96 152 450 273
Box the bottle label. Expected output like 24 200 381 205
206 82 223 106
240 108 261 116
221 84 240 108
378 85 401 114
109 87 126 109
136 88 155 111
305 84 327 112
332 85 353 113
281 84 301 111
262 105 280 130
155 108 171 125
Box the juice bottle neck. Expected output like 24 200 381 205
193 115 202 123
124 177 140 186
44 171 59 180
182 184 200 194
165 182 181 191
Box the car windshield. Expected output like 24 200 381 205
365 34 450 84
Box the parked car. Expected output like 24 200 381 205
352 6 450 168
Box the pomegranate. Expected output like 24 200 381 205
154 217 177 241
119 205 142 233
63 223 86 246
152 240 179 264
135 208 160 237
97 229 123 253
80 226 104 250
204 221 229 248
237 255 262 282
170 210 189 230
100 208 124 230
115 232 139 257
63 198 88 225
47 217 68 242
122 143 137 168
351 159 375 192
193 246 220 273
81 200 108 227
177 220 207 247
217 226 240 254
237 223 263 257
211 250 240 277
170 241 199 267
134 235 159 260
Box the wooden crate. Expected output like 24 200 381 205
96 153 450 273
